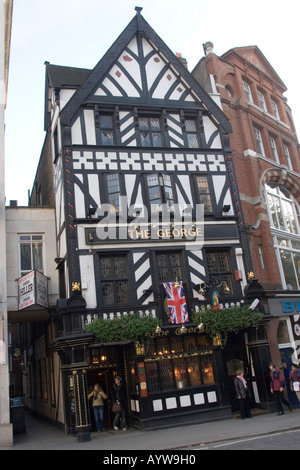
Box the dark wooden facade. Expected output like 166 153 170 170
29 9 257 436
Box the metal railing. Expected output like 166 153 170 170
83 297 246 326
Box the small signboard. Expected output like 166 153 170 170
36 270 48 308
18 270 48 310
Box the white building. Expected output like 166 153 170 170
6 206 61 426
0 0 13 447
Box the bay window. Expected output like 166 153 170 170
265 183 300 289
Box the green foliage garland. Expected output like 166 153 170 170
85 312 162 344
192 305 263 347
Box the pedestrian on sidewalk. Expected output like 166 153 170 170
269 363 292 415
111 376 127 431
88 383 107 431
234 369 252 419
290 364 300 402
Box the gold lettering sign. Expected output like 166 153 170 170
149 325 203 339
128 227 203 241
86 225 203 244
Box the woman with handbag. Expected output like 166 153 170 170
111 376 127 431
88 383 107 432
233 369 252 419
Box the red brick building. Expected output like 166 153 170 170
193 43 300 405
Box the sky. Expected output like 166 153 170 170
4 0 300 206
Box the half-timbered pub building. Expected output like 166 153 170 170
25 9 258 439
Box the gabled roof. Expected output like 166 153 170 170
44 63 92 130
221 46 287 91
46 63 91 89
57 9 232 133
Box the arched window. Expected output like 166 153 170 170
265 183 299 234
265 183 300 289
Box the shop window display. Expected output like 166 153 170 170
144 335 214 393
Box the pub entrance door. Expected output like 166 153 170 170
222 332 253 412
87 368 116 430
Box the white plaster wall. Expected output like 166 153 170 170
79 254 96 308
0 0 13 446
5 207 59 310
59 89 76 110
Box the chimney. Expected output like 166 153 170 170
176 52 188 69
203 41 214 56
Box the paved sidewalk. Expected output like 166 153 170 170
2 407 300 451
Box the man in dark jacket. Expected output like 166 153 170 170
269 363 292 415
111 376 127 430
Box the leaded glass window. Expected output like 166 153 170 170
144 336 215 393
173 357 187 388
200 355 215 384
159 359 174 390
187 356 201 387
147 174 162 208
185 119 199 148
156 252 182 282
196 175 213 212
146 174 174 212
144 362 160 393
105 174 120 212
100 115 114 145
139 117 162 147
100 255 129 305
206 251 233 295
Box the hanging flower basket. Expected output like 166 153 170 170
85 312 162 344
192 305 263 347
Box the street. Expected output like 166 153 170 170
3 408 300 451
195 428 300 450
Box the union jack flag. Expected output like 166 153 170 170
163 281 189 324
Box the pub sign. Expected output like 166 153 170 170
18 270 48 310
